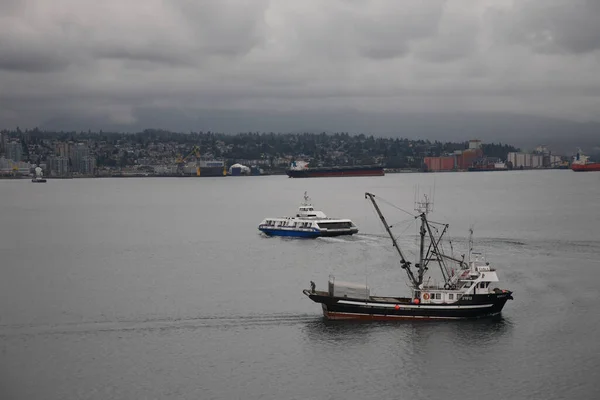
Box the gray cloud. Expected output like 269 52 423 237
1 0 600 135
489 0 600 54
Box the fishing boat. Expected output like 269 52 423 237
303 192 513 320
571 149 600 172
258 192 358 238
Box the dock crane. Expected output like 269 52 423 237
175 145 201 176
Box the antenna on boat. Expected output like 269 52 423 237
302 191 312 206
414 185 434 215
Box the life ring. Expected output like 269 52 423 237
444 283 451 290
423 293 430 300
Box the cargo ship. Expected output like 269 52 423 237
571 150 600 172
286 161 385 178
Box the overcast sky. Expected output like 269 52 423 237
1 0 600 134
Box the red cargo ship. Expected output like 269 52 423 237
571 150 600 172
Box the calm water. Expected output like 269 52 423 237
1 171 599 400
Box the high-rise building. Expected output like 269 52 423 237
55 142 70 158
47 156 69 177
69 143 89 173
6 141 22 162
80 156 97 175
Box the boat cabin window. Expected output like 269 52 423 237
435 293 441 300
449 294 454 300
317 222 353 229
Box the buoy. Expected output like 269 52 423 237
414 298 420 304
394 304 400 310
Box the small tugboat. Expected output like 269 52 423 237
303 192 513 320
258 192 359 238
31 167 47 183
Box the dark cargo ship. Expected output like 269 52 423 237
286 162 385 178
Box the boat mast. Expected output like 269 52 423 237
365 193 418 287
414 194 435 287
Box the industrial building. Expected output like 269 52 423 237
423 140 484 172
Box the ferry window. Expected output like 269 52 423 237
449 294 454 300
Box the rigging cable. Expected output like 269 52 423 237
373 196 417 218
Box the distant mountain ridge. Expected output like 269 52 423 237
37 109 599 155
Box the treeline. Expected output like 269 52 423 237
1 128 520 168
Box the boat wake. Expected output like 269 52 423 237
0 313 319 338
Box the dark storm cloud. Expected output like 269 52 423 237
0 48 69 73
0 0 599 132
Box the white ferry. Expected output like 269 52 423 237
258 192 358 238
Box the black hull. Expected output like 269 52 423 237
286 166 385 178
303 290 513 320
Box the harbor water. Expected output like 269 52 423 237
1 171 599 399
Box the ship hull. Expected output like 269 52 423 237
467 167 508 172
197 166 227 177
286 166 385 178
259 227 358 238
571 163 600 171
303 290 513 320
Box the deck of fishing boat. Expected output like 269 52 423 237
304 290 413 303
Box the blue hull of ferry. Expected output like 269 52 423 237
259 228 321 238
